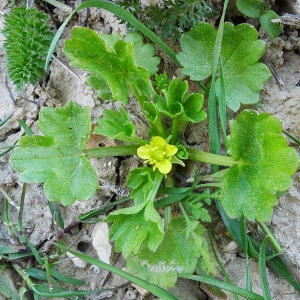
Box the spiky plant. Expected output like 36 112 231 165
2 6 54 91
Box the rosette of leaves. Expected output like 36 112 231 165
2 6 54 91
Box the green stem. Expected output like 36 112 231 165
12 263 35 288
84 145 139 159
187 147 234 167
147 171 164 203
257 221 282 254
171 117 180 145
164 175 175 230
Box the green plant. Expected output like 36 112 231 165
119 0 217 41
3 0 300 298
236 0 282 39
10 23 300 293
2 6 54 91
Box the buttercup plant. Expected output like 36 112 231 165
4 0 300 297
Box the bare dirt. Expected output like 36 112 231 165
0 0 300 299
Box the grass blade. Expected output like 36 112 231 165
216 201 300 293
259 236 272 300
0 114 12 127
180 275 264 300
240 216 252 291
55 244 179 300
208 225 239 300
18 120 33 136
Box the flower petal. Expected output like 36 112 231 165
157 159 172 174
137 145 151 159
152 136 167 148
165 144 178 156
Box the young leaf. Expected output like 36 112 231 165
157 78 206 123
10 102 99 205
177 22 271 112
126 167 154 205
106 202 164 257
63 27 157 104
259 10 282 40
220 110 299 221
183 193 212 222
124 32 160 75
126 216 215 289
236 0 267 19
95 107 137 143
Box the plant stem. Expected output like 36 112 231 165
187 147 234 167
257 221 282 254
84 145 139 159
147 171 164 203
171 117 180 145
164 175 174 230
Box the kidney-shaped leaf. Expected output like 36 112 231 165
63 27 157 104
177 22 271 111
221 110 299 221
10 101 99 205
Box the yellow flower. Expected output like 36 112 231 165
137 136 178 174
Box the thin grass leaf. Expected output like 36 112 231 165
208 225 239 300
48 202 64 229
283 130 300 146
216 201 300 293
78 197 131 221
45 0 178 70
31 284 110 298
18 120 33 136
55 244 179 300
17 182 27 231
207 0 229 173
180 275 264 300
0 114 12 127
240 216 252 291
259 236 272 300
218 57 228 149
49 267 84 285
0 186 20 211
27 241 44 265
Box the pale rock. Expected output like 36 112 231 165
92 222 112 264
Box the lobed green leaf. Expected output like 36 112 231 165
220 110 299 221
106 202 164 257
10 102 99 205
177 22 271 111
126 216 215 289
236 0 267 19
63 27 158 104
94 107 137 143
156 78 206 122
